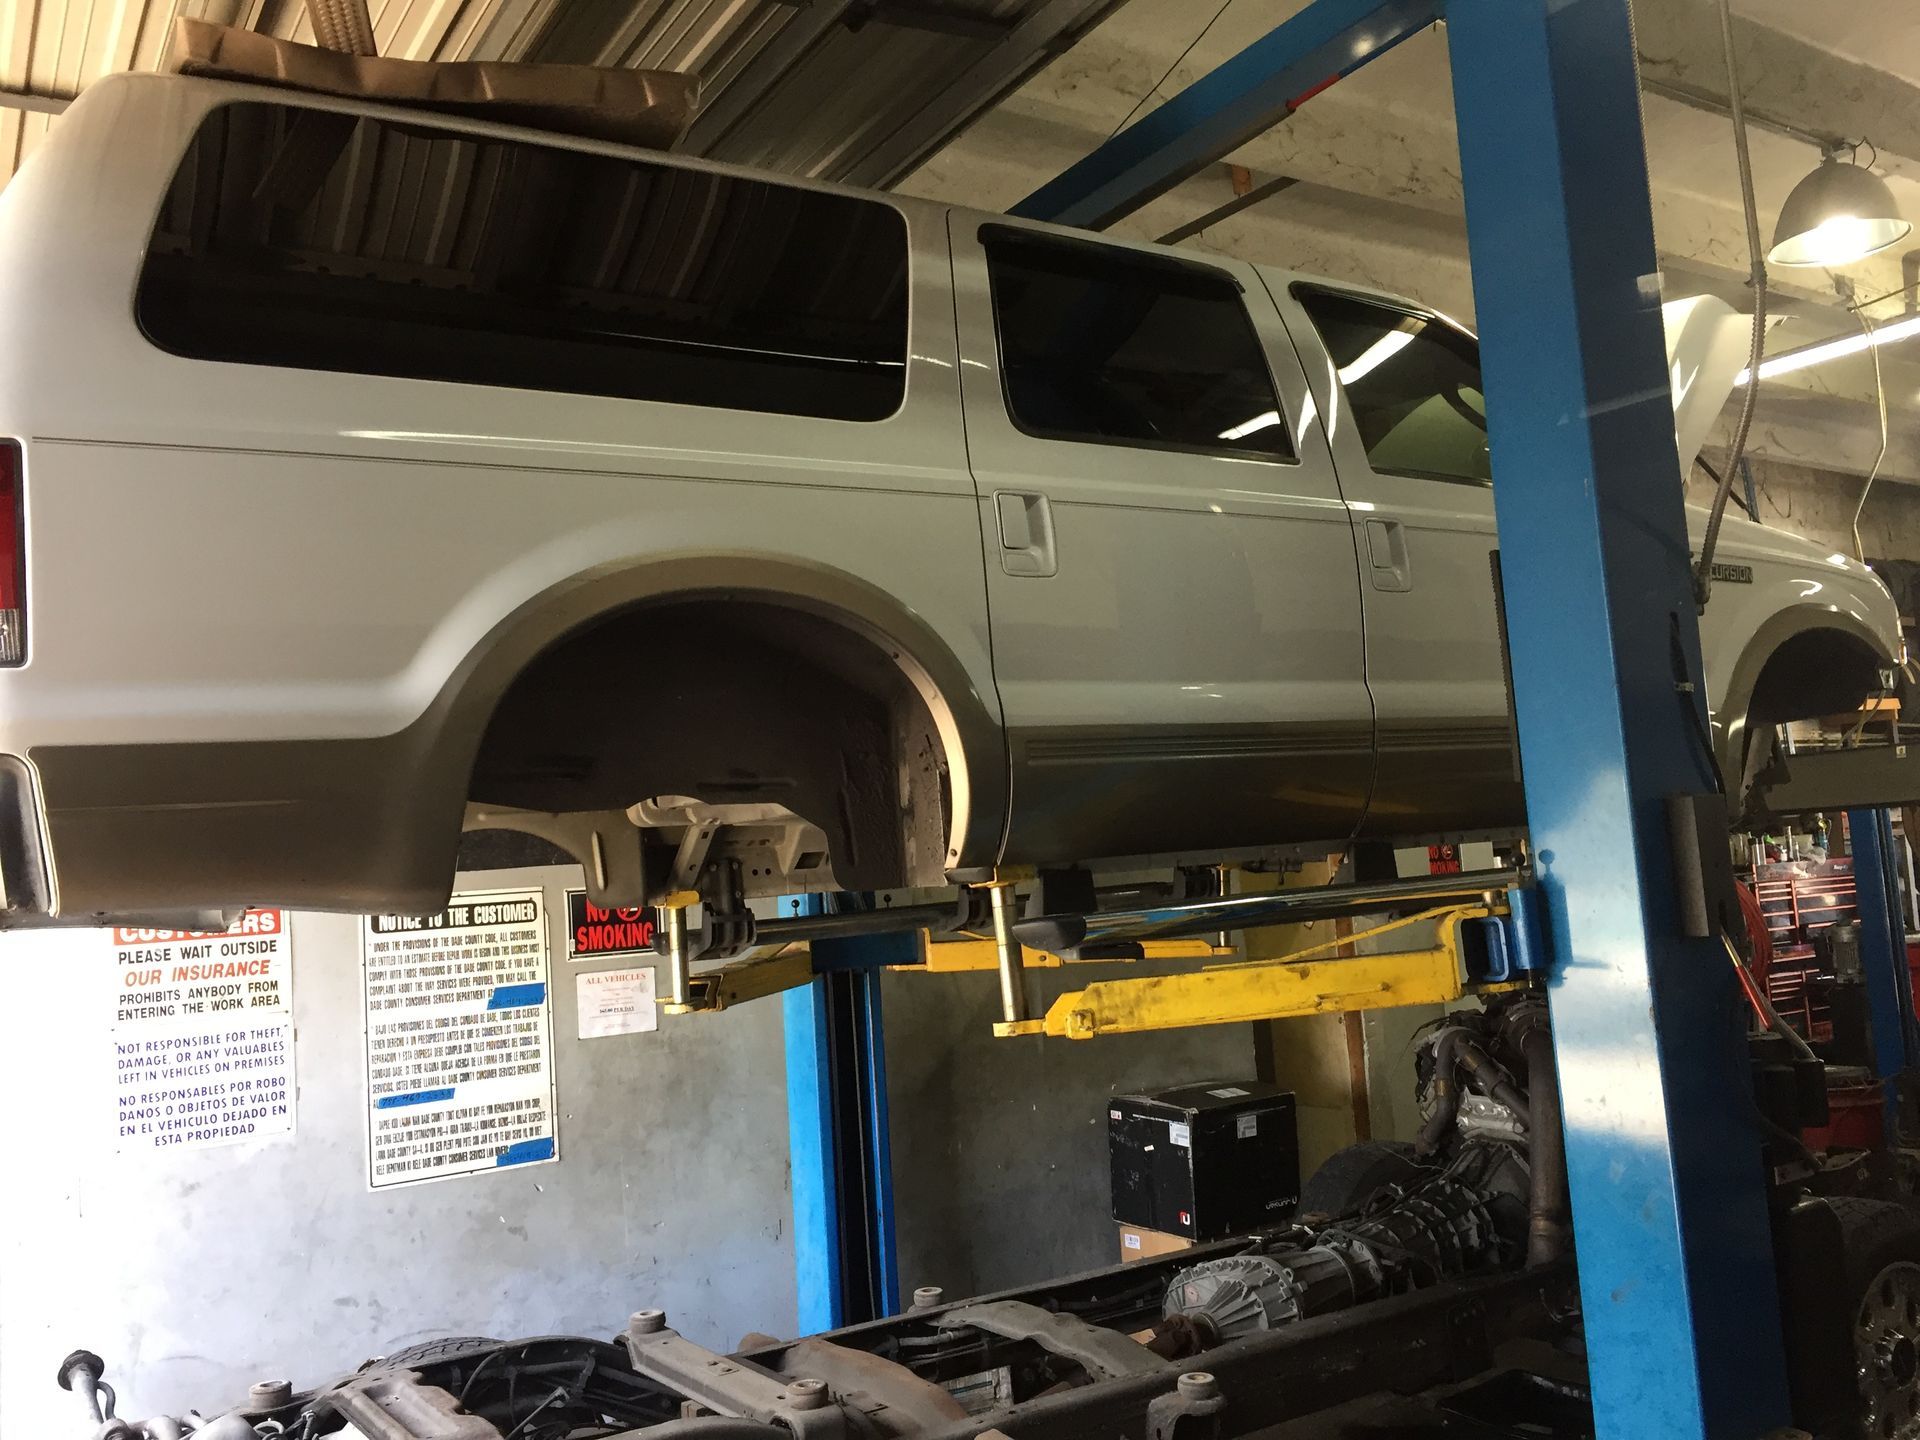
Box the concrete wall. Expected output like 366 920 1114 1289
1686 452 1920 566
885 964 1253 1296
0 865 1252 1435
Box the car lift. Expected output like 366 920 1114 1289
1021 3 1791 1433
777 894 911 1333
713 867 1546 1336
690 2 1920 1433
1846 810 1919 1140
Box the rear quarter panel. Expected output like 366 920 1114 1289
0 74 995 745
0 75 1003 911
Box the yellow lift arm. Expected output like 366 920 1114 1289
663 905 1523 1037
663 935 1224 1013
993 904 1525 1039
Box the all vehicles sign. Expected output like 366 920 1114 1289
108 910 295 1154
565 890 655 959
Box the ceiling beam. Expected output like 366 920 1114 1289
1634 0 1920 180
0 88 70 116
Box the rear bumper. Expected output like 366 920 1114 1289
20 733 466 925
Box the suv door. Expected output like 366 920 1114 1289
1267 279 1522 836
949 218 1373 865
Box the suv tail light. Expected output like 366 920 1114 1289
0 442 22 665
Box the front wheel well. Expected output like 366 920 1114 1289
1744 627 1886 733
1728 623 1890 800
465 596 954 892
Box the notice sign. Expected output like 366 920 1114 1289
565 889 655 959
109 910 295 1155
362 887 558 1188
576 966 657 1039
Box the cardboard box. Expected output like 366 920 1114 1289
1109 1081 1300 1240
1117 1223 1196 1261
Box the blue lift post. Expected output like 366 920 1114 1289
1448 5 1788 1431
1848 808 1917 1137
783 893 907 1332
1019 0 1792 1434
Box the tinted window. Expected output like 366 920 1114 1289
1295 287 1491 485
138 104 909 421
982 228 1293 460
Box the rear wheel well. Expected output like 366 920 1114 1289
466 597 953 891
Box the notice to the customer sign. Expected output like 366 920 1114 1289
109 910 295 1154
362 887 558 1188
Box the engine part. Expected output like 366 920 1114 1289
1415 1028 1529 1155
56 1349 112 1431
1294 1140 1423 1216
1162 997 1551 1351
1518 1017 1571 1266
1162 1168 1508 1344
1456 1093 1526 1144
1160 1247 1366 1338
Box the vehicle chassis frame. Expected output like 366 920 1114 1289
696 1246 1573 1440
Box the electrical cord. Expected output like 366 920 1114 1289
1735 879 1774 990
1692 0 1770 612
1850 303 1890 562
1722 931 1818 1062
1670 611 1730 796
1718 959 1826 1169
1106 0 1235 139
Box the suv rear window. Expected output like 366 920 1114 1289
981 228 1294 460
137 103 910 422
1293 287 1491 485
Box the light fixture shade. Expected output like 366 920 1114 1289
1769 157 1912 267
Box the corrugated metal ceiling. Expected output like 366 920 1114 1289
0 0 1128 190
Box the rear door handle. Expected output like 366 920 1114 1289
995 491 1058 577
1365 518 1412 592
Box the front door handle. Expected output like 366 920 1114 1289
1365 518 1412 592
995 491 1058 577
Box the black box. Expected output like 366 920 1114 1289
1108 1081 1300 1240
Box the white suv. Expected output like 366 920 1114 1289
0 72 1897 926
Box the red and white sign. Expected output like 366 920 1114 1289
108 910 295 1155
565 889 655 959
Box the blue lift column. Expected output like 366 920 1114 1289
1017 0 1791 1433
1446 3 1789 1434
1848 809 1917 1137
782 894 906 1332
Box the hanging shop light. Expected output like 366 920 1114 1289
1768 145 1911 268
